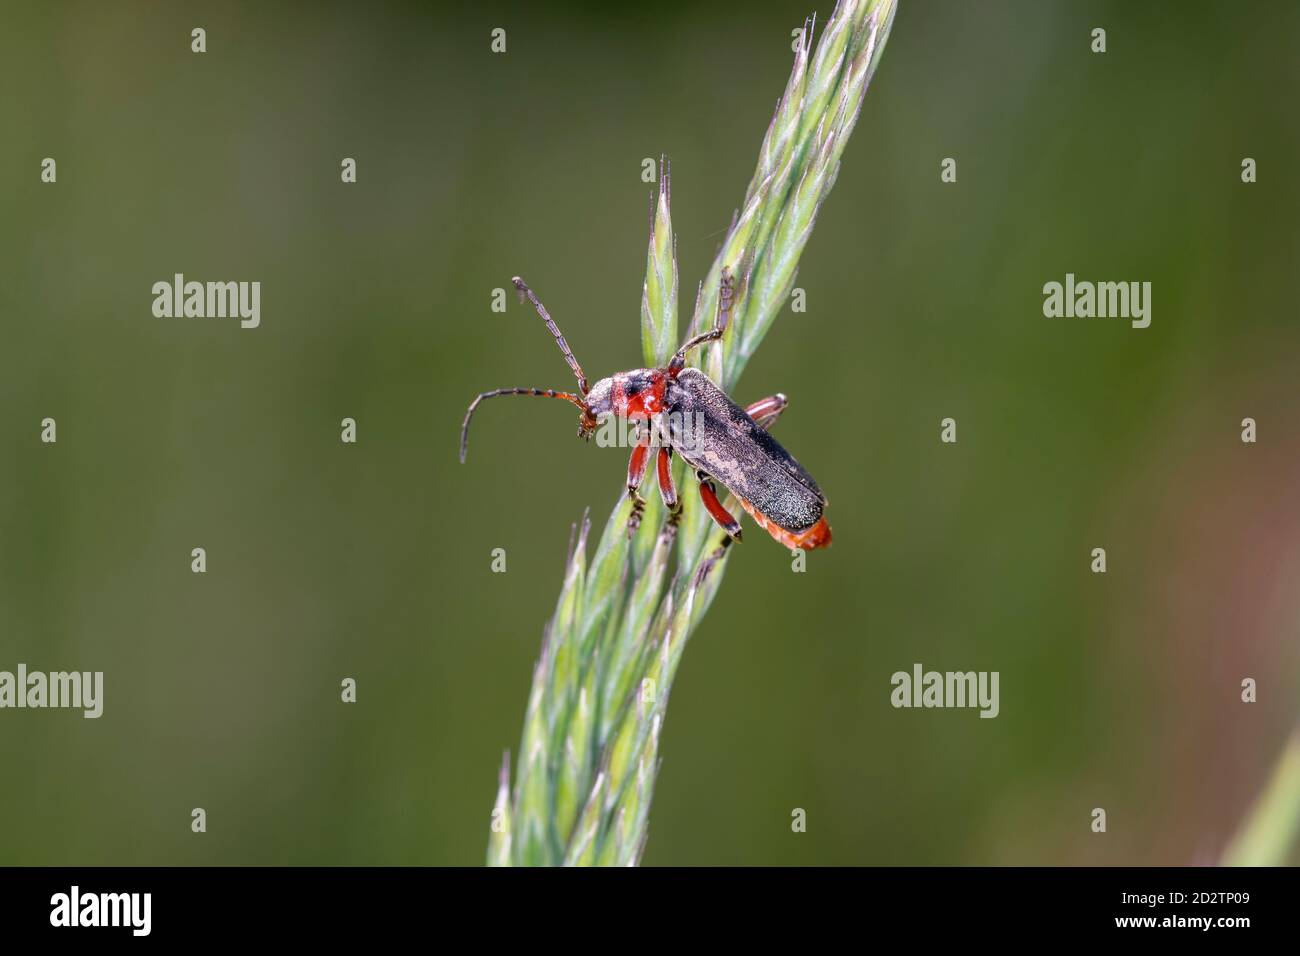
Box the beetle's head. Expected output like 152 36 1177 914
584 376 615 421
585 370 661 428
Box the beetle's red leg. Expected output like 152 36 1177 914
695 469 742 542
625 436 652 535
744 393 788 431
656 447 681 524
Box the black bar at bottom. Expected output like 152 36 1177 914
0 866 1280 940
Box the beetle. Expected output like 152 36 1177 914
459 272 831 551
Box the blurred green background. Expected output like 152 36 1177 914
2 0 1298 865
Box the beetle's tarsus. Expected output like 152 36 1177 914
659 516 680 545
626 494 647 536
656 500 683 542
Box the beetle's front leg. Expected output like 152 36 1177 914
624 432 652 536
695 469 742 542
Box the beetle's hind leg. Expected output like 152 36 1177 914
624 430 653 536
745 393 788 431
695 469 742 542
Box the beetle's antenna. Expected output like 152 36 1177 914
460 387 590 463
511 277 590 395
717 266 734 334
670 268 733 372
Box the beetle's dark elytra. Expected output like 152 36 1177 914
665 368 825 535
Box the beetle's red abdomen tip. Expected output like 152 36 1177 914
737 499 832 551
795 516 832 550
